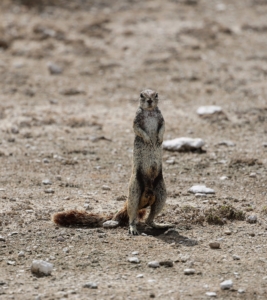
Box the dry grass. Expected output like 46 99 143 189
205 205 245 225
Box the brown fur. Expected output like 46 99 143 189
52 203 146 228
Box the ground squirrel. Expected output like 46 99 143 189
53 89 173 235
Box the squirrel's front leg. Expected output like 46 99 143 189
157 122 165 145
133 123 152 145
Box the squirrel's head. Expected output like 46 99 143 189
139 89 158 110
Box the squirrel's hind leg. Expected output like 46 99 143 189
145 175 174 229
127 176 142 235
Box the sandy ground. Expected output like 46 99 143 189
0 0 267 299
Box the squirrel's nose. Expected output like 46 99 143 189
147 99 153 104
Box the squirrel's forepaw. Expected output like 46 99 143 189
128 225 139 236
146 221 174 229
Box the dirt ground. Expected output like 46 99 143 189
0 0 267 299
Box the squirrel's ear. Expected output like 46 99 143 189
155 93 158 99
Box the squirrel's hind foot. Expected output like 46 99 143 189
146 221 174 229
128 224 139 235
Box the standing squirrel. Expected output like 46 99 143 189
53 89 173 235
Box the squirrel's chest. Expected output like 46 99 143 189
142 113 159 134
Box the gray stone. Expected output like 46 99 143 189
128 257 140 264
220 279 233 290
83 282 98 289
159 260 174 267
42 179 52 185
163 137 205 152
247 215 257 224
103 220 119 228
44 189 55 194
209 242 220 249
18 251 25 257
47 62 63 75
0 236 6 242
238 289 245 294
233 255 240 260
206 292 217 297
102 185 111 191
148 261 160 268
189 185 215 194
197 106 222 115
184 268 195 275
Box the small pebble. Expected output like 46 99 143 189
184 268 195 275
197 106 222 115
132 251 139 255
42 179 52 185
233 255 240 260
47 62 63 75
224 229 232 235
249 173 256 178
44 189 55 194
103 220 119 228
128 257 140 264
148 261 160 268
166 159 175 164
136 274 143 278
83 282 98 289
159 260 174 267
43 158 50 164
102 185 111 191
188 185 215 194
209 242 220 249
220 279 233 290
0 236 6 242
11 126 19 134
7 260 16 265
31 260 53 276
220 176 228 181
18 251 25 257
238 289 245 294
247 215 257 224
206 292 217 297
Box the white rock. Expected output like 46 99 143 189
7 260 16 265
238 289 245 294
132 251 139 255
31 260 53 276
233 255 240 260
148 261 160 268
47 62 63 75
42 179 52 185
206 292 217 297
247 215 257 224
166 159 175 164
220 176 228 180
218 141 235 147
197 106 222 115
220 279 233 290
18 251 25 257
103 220 119 228
188 185 215 194
128 257 140 264
184 268 195 275
249 173 256 178
136 274 144 278
102 185 111 191
0 236 6 242
163 137 205 152
83 282 98 289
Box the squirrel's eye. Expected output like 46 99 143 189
140 93 145 99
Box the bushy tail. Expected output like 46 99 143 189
52 202 146 228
